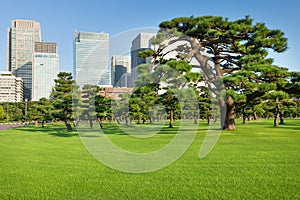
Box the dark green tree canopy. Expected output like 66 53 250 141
51 72 79 131
158 16 287 77
147 15 289 130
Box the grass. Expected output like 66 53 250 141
0 119 299 199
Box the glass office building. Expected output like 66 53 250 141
111 55 131 87
74 31 110 87
32 42 59 101
7 19 41 101
130 32 155 87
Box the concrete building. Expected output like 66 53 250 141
74 31 110 88
130 32 155 87
15 77 23 102
100 87 133 100
7 19 41 100
32 42 59 101
0 71 24 102
111 55 131 87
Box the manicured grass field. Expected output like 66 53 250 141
0 119 299 199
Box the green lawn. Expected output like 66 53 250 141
0 119 300 199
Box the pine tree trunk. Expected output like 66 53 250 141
219 96 227 129
89 119 93 128
253 112 258 120
97 116 103 129
223 96 236 130
169 110 173 128
65 119 72 131
194 112 198 124
279 111 284 125
207 115 211 125
72 120 77 128
274 113 279 127
242 108 246 124
149 116 154 124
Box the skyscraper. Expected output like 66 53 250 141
74 31 110 87
7 19 41 101
130 32 155 87
32 42 59 101
111 55 131 87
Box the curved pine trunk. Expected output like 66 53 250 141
207 115 211 125
65 119 72 131
253 112 258 120
242 108 246 124
72 120 78 127
274 113 279 127
194 112 198 124
89 119 93 128
97 116 103 129
169 110 173 128
279 111 284 125
149 116 154 124
219 97 227 130
223 96 236 130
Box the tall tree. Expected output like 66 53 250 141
154 15 288 130
95 93 112 129
130 83 159 124
38 98 53 127
80 85 101 128
134 58 201 127
158 89 180 128
51 72 79 131
27 101 41 126
262 91 295 126
112 93 131 125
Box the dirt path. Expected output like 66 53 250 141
0 123 26 130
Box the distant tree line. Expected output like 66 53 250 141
0 68 299 132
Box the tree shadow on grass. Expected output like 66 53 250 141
49 132 78 137
15 122 212 138
15 125 79 137
76 125 128 136
272 126 300 131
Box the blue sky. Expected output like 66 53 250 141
0 0 299 73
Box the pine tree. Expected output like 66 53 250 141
154 15 288 130
51 72 79 131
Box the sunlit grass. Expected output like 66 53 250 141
0 119 299 199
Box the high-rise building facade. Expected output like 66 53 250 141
0 71 24 102
32 42 59 101
74 31 110 87
130 32 155 87
7 19 41 100
111 55 131 87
